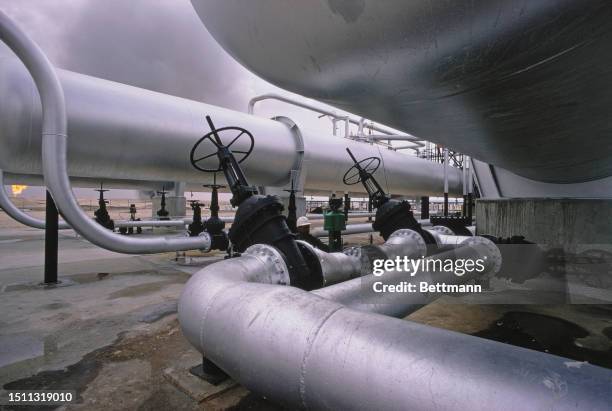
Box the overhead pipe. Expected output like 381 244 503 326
0 11 212 254
365 134 426 148
0 169 70 229
0 59 462 198
248 93 420 141
179 239 611 410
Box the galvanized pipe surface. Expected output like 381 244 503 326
296 240 361 286
0 169 70 229
248 93 419 140
179 240 611 410
0 58 463 197
0 11 212 254
311 222 374 238
305 212 375 221
313 236 501 318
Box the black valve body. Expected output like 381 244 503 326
229 195 320 290
373 199 435 244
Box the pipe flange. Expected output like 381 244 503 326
430 225 454 236
244 244 291 285
461 236 502 275
387 229 427 258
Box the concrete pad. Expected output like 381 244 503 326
163 365 238 403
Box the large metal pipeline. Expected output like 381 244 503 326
193 0 612 185
0 10 214 254
0 56 462 197
314 236 501 318
178 241 611 410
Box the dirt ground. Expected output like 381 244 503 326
1 204 611 410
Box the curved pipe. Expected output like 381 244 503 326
0 170 70 229
179 241 611 410
313 236 502 318
0 11 211 254
248 93 421 141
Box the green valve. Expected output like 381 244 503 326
323 210 346 232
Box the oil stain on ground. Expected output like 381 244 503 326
2 338 119 411
473 311 612 369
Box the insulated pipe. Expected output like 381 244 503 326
311 219 434 238
0 170 70 229
305 212 375 221
311 222 374 238
179 241 611 410
296 240 361 286
0 58 462 198
113 215 234 228
314 236 501 318
0 11 212 254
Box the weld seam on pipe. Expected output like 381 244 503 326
298 305 344 408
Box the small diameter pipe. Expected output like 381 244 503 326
0 169 70 229
248 93 424 146
443 147 449 216
0 12 211 253
179 238 610 410
311 222 374 238
306 212 375 221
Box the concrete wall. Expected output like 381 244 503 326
476 198 612 252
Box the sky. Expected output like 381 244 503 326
0 0 416 200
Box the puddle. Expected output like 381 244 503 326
473 311 612 368
2 342 114 410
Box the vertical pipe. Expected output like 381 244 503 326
462 157 467 216
44 190 59 284
443 147 449 217
367 196 373 244
467 156 473 219
420 196 429 219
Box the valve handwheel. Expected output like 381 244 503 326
190 122 254 172
343 156 380 185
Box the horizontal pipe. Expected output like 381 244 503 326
179 240 611 410
0 58 463 198
0 169 70 229
311 219 433 238
313 236 501 318
305 211 375 220
0 10 213 254
3 171 175 191
311 222 374 238
248 93 421 141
